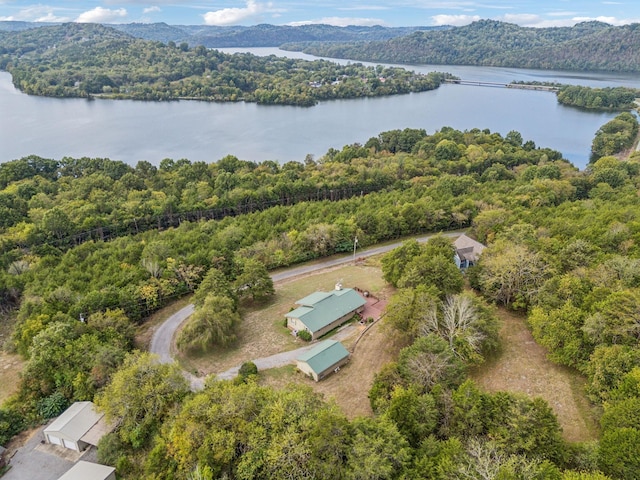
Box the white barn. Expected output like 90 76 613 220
44 402 109 452
58 461 116 480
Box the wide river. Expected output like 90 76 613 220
2 47 640 169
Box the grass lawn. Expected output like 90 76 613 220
175 261 389 378
470 307 600 443
261 318 404 420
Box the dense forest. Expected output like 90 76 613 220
2 119 640 477
591 113 639 160
0 21 446 47
0 23 451 105
284 19 640 73
557 86 640 111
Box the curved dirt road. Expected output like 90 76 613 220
149 231 461 387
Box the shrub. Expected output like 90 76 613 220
37 391 68 419
298 330 312 342
238 361 258 380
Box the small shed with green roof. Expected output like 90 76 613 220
296 340 350 382
285 286 365 340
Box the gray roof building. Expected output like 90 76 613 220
44 402 111 452
454 234 486 268
296 340 350 381
57 461 116 480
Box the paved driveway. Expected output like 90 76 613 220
150 231 463 387
3 424 97 480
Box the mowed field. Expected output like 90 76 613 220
471 308 600 443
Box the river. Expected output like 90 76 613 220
2 47 638 169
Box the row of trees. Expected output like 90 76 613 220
0 23 451 106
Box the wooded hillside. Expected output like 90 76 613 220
0 23 451 105
285 20 640 73
2 123 640 478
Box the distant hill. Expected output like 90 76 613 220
0 21 446 47
285 19 640 72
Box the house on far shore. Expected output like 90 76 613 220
285 285 366 340
454 234 486 269
44 401 113 452
57 460 116 480
296 339 350 382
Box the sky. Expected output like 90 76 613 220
0 0 639 28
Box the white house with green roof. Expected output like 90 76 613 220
285 286 366 340
296 340 350 381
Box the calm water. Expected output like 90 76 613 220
1 47 637 169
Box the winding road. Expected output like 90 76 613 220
149 231 462 388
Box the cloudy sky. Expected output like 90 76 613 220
0 0 638 28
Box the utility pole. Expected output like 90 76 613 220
353 236 358 264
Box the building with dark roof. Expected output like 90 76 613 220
454 234 486 269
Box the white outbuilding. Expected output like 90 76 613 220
44 401 109 452
57 461 116 480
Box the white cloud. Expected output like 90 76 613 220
203 0 270 26
501 13 546 25
571 15 640 26
498 13 640 28
429 11 640 28
431 14 480 26
76 6 127 23
0 5 70 22
288 16 387 27
143 6 161 14
337 6 390 11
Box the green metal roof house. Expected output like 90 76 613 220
285 286 366 340
296 340 350 382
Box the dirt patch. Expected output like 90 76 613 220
0 350 24 404
470 308 599 443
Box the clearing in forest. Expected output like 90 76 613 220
0 350 24 404
470 308 599 443
176 262 391 380
260 315 402 419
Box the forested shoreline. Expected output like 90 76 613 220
0 23 451 106
2 120 640 477
284 19 640 73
